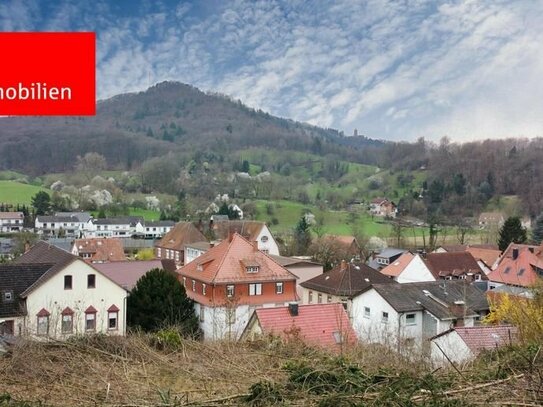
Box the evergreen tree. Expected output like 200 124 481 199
294 215 312 255
127 268 199 334
532 213 543 244
498 216 527 251
31 191 51 216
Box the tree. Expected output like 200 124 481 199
31 191 51 215
532 213 543 244
498 216 527 251
293 215 312 255
127 268 199 335
75 152 107 181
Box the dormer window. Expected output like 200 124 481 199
246 266 260 273
2 291 13 302
197 264 203 272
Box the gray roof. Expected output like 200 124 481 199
370 280 488 320
93 217 143 226
185 241 212 251
269 254 321 267
55 212 92 223
0 263 53 318
145 220 175 227
376 248 406 259
14 241 77 297
37 215 80 223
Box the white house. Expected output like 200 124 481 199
135 220 175 239
352 281 489 353
210 220 280 255
0 212 24 233
86 217 144 238
430 325 517 365
1 241 128 339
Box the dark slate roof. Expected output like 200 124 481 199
37 215 80 223
93 217 143 226
14 241 77 297
55 212 92 222
376 248 405 259
301 261 395 297
371 280 488 320
0 263 53 318
145 220 175 227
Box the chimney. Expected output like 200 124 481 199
340 260 347 271
288 302 298 317
197 219 203 232
512 248 519 260
228 231 235 242
421 250 427 259
529 247 534 253
24 240 31 253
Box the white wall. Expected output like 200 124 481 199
431 331 473 365
397 255 436 283
24 259 127 338
256 226 280 256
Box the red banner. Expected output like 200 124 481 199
0 32 95 115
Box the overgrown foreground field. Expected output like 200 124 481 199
0 335 541 406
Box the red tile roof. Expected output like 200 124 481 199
452 325 517 355
466 247 501 268
73 238 126 262
0 212 23 220
251 303 357 350
156 222 207 250
179 233 296 285
487 248 543 287
380 252 414 277
425 252 485 280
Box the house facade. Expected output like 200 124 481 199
71 238 127 263
352 281 489 353
135 220 175 239
178 233 297 340
0 212 24 233
155 222 208 265
35 215 87 237
86 217 144 238
2 242 128 338
369 198 397 218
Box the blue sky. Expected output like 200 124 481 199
1 0 542 142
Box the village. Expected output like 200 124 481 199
0 205 535 367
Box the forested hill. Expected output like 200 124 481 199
0 81 382 174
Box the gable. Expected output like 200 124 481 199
397 255 435 283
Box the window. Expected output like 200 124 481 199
226 308 236 325
36 309 50 336
226 285 235 297
108 305 119 330
275 282 283 294
327 295 332 303
192 280 196 292
317 293 322 304
202 283 207 295
108 312 118 330
2 291 13 302
197 264 203 271
332 331 344 344
199 306 205 322
406 313 416 325
182 277 186 287
85 307 97 331
246 266 260 273
37 316 49 336
157 248 162 257
87 274 96 289
382 312 389 323
62 314 73 334
260 235 269 243
249 283 262 296
364 307 371 318
308 291 313 303
64 275 72 290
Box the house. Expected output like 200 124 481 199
380 252 486 283
368 247 406 270
185 241 212 264
178 233 297 340
155 222 207 265
433 244 501 273
207 220 280 255
430 325 517 365
92 259 165 291
369 198 397 218
487 246 543 289
269 254 323 299
2 241 128 338
320 235 361 259
0 212 24 233
136 220 175 239
353 281 489 351
71 238 127 263
478 212 505 228
86 216 145 238
241 303 357 351
300 260 394 318
35 214 88 237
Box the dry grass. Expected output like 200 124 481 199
0 335 541 406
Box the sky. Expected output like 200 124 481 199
1 0 542 142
